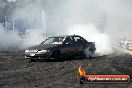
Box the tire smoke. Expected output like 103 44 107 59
67 23 113 56
0 24 22 52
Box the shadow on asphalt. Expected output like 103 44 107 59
28 55 108 62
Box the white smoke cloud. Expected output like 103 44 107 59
7 0 16 2
0 1 46 52
67 23 113 55
0 24 22 51
46 0 132 40
22 29 46 48
11 2 46 49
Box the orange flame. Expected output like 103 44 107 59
78 66 86 76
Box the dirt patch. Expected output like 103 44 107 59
0 53 131 88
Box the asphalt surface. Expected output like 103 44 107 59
0 53 132 88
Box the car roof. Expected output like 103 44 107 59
50 35 81 37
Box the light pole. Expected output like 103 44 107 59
42 9 47 36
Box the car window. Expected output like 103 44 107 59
42 37 64 44
81 38 87 45
65 37 75 45
73 36 82 45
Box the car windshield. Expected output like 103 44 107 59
42 37 65 44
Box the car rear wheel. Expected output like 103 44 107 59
89 49 95 58
83 47 95 59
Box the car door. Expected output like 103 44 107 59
73 36 86 56
60 36 76 57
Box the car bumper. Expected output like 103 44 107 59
25 52 51 59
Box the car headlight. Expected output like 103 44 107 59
41 50 47 52
37 50 47 54
25 50 29 53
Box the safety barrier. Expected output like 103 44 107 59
127 41 132 50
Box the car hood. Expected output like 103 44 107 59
28 44 58 50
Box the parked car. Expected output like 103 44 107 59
25 35 96 61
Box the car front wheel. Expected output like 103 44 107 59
50 51 60 60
